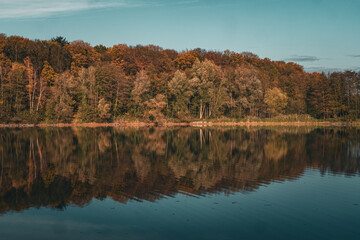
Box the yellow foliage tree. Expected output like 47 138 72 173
41 61 56 86
175 50 202 71
24 57 36 112
264 87 288 116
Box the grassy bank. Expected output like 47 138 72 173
0 119 359 128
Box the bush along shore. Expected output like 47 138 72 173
1 115 359 128
1 35 360 125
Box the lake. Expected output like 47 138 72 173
0 127 359 240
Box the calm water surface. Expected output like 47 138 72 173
0 127 359 240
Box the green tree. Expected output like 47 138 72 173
97 98 111 121
24 57 36 112
77 67 97 122
50 36 69 47
189 59 227 119
95 63 130 116
46 71 75 122
37 61 57 112
306 73 331 118
168 70 193 119
6 63 28 116
144 94 167 123
229 65 263 117
0 53 12 119
131 70 151 115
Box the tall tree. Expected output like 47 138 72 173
95 63 131 116
77 67 97 121
0 53 11 118
7 62 28 115
24 57 36 112
306 73 331 118
168 70 193 119
229 65 263 117
46 71 75 122
37 61 56 111
189 59 227 119
131 70 151 115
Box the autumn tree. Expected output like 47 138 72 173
264 87 288 116
175 50 202 71
41 61 56 86
67 41 99 76
306 73 331 118
46 41 72 73
46 71 75 122
229 65 263 117
131 70 151 115
36 61 57 112
168 70 193 119
189 59 227 119
24 57 36 112
95 63 131 116
144 94 167 123
0 52 11 118
3 36 32 63
343 71 358 119
276 62 307 114
97 98 111 121
77 67 97 122
109 44 139 76
6 62 28 116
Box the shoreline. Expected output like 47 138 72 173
0 121 358 128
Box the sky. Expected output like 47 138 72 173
0 0 359 73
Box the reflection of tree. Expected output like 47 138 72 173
0 127 359 213
264 133 288 162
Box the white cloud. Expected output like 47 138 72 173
0 0 137 18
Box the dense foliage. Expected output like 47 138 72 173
0 34 359 123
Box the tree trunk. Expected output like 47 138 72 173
0 66 3 107
37 79 44 111
115 82 119 110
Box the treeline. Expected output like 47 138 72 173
0 34 359 123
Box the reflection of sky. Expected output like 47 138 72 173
1 170 360 240
0 0 359 72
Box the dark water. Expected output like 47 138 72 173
0 127 360 240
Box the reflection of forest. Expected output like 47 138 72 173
0 127 359 213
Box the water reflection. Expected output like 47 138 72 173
0 127 359 214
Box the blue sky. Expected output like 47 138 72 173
0 0 359 72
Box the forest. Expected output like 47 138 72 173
0 34 359 123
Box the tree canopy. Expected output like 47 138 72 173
0 34 359 123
